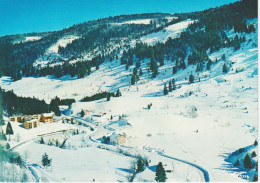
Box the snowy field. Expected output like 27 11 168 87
0 18 258 182
47 35 80 53
138 19 195 45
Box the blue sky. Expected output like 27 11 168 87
0 0 238 36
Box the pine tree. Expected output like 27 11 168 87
42 153 52 169
222 54 226 61
189 74 195 84
244 154 252 169
155 162 167 182
5 142 10 149
254 140 258 146
139 69 143 76
222 63 228 73
115 89 121 97
163 84 168 95
251 151 256 158
172 78 175 87
169 81 172 92
107 94 111 101
6 121 14 141
131 75 136 85
81 109 85 117
150 57 158 78
40 137 45 144
136 159 144 173
235 159 240 166
206 60 212 70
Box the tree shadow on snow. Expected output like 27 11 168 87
117 168 135 174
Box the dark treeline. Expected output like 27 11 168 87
81 91 115 102
35 54 105 78
1 89 75 116
1 89 49 116
81 89 122 102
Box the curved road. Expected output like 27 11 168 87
86 119 210 182
160 154 210 182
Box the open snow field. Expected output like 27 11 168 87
0 18 258 182
139 19 195 45
47 35 80 53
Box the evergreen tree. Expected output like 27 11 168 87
6 122 14 141
5 143 10 149
150 57 158 78
139 68 143 76
222 54 226 61
40 137 45 144
189 74 195 84
107 94 111 101
254 140 258 146
222 63 228 73
136 159 144 173
172 78 175 86
172 66 177 75
206 60 212 70
235 159 240 166
41 153 52 169
155 162 167 182
169 81 172 92
115 89 122 97
244 154 252 169
81 109 85 117
131 75 136 85
163 84 168 95
251 151 256 158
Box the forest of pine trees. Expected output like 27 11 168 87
0 0 256 81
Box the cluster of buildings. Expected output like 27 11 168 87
9 113 54 129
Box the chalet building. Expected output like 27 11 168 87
42 113 54 123
85 110 90 115
110 133 126 145
9 116 25 123
30 114 42 122
23 119 39 129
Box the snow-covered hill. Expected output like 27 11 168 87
0 17 258 182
